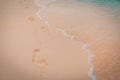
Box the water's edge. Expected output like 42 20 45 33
33 0 97 80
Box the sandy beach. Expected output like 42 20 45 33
0 0 120 80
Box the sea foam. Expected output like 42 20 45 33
33 0 97 80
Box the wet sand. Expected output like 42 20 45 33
43 1 120 80
0 0 120 80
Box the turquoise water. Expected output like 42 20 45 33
68 0 120 15
74 0 120 24
76 0 120 8
64 0 120 14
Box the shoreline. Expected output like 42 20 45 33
34 0 97 80
0 0 120 80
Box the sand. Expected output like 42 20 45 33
0 0 120 80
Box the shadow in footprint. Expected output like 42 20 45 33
32 49 48 69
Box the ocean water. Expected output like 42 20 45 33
82 0 120 16
76 0 120 17
35 0 120 24
68 0 120 22
76 0 120 7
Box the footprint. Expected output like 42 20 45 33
40 26 46 29
28 16 35 21
32 49 48 69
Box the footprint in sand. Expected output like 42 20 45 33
32 49 48 69
28 16 35 21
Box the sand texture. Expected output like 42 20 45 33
0 0 120 80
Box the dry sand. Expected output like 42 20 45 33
0 0 120 80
